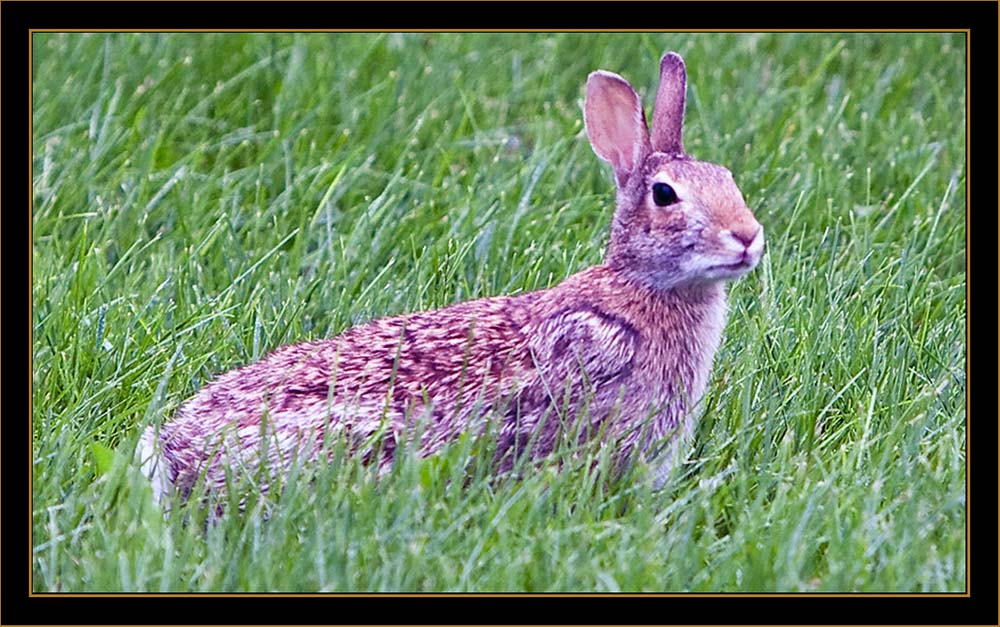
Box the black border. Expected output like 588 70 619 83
7 1 997 625
3 0 999 30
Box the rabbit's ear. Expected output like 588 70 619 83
651 52 687 154
585 70 651 185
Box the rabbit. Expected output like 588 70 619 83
138 52 764 505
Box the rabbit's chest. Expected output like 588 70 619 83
630 291 728 407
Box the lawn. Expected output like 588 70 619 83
31 32 966 592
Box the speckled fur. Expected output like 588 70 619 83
139 52 764 502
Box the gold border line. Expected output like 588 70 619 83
27 28 972 599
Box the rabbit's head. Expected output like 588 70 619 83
585 52 764 290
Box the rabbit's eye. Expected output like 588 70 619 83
652 182 679 207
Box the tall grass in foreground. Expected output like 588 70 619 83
32 32 965 592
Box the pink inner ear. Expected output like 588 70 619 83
585 72 650 181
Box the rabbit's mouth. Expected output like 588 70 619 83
721 253 760 270
719 260 752 271
705 256 760 279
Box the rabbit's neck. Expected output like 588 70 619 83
646 281 729 404
575 265 729 403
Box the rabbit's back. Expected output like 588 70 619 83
145 293 541 497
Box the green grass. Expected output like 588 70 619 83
31 32 966 592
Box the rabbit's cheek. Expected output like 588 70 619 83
646 206 688 236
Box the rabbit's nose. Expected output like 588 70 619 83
723 223 765 262
731 223 762 248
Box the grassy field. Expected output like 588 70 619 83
31 32 966 592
